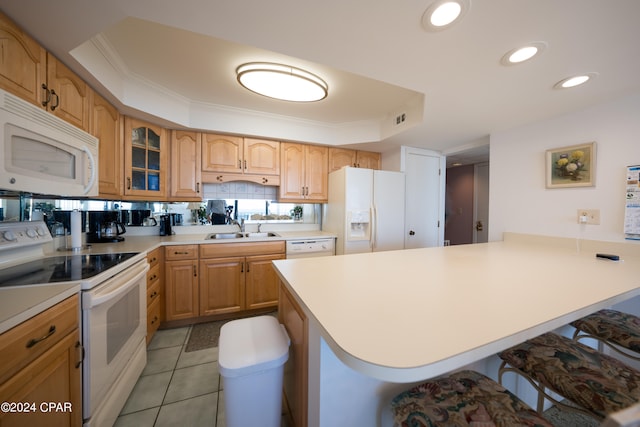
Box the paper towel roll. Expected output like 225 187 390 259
71 210 82 250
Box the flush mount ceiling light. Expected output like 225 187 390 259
421 0 470 31
500 42 547 66
236 62 328 102
553 72 598 89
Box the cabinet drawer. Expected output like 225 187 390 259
0 295 79 384
147 248 162 267
165 245 198 260
147 278 161 307
200 241 285 258
147 262 161 287
147 298 161 345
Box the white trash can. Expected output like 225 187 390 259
219 315 290 427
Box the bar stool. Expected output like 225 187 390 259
571 309 640 362
498 332 640 421
390 370 554 426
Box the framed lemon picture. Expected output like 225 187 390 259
546 142 596 188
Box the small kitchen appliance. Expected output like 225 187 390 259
87 211 126 243
0 88 99 196
159 214 172 236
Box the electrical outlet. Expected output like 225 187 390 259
577 209 600 225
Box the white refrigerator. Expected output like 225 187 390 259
323 167 405 255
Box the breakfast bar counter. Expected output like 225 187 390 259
272 233 640 427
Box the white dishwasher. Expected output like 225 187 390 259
285 238 335 259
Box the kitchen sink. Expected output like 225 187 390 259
205 232 278 240
245 232 278 238
206 232 245 239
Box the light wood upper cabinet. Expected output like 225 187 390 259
329 148 381 172
170 130 202 201
355 150 381 170
123 117 168 199
202 133 243 174
202 134 280 185
328 148 357 172
91 91 122 198
0 11 46 106
45 54 91 132
280 142 328 202
244 138 280 176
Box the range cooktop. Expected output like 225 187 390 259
0 252 139 287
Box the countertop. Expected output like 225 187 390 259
0 283 80 333
272 237 640 382
1 229 336 335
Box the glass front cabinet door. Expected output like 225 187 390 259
124 117 167 199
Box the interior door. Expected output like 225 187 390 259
473 162 489 243
402 147 445 248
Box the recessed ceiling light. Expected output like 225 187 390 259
421 0 470 32
236 62 328 102
500 42 547 66
553 72 598 89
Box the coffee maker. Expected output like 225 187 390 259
87 211 126 243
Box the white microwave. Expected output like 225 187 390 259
0 88 98 197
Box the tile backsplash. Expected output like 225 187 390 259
202 182 277 200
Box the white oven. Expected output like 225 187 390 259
81 259 148 427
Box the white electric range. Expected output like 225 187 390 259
0 220 148 427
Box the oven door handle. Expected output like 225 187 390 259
82 261 149 309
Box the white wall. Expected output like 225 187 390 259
489 93 640 243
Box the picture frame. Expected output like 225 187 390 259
546 142 596 188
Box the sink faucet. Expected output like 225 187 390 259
231 218 245 232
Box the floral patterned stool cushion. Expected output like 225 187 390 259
571 309 640 360
498 332 640 421
390 370 554 427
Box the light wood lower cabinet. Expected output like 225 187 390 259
164 242 285 323
199 256 244 316
146 248 164 343
279 282 308 427
200 242 285 316
164 245 199 322
0 295 82 427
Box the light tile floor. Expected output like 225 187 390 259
114 326 289 427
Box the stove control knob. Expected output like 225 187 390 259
3 230 17 242
37 227 47 236
26 229 37 238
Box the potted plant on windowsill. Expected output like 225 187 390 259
291 205 303 221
